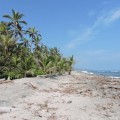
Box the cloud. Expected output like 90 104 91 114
66 8 120 49
101 9 120 24
67 28 95 48
91 8 120 28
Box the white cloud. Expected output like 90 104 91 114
92 8 120 27
67 28 95 48
102 9 120 24
66 8 120 49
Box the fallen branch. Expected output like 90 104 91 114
28 82 38 90
61 82 87 85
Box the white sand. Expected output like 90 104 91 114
0 71 120 120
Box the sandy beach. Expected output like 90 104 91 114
0 71 120 120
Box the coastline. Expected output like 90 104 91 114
0 71 120 120
77 69 120 78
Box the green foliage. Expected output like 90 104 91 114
0 10 74 80
25 71 34 77
33 69 44 76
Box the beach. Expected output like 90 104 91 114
0 71 120 120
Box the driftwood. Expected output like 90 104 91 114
61 82 87 85
37 74 57 78
27 82 38 89
0 80 13 84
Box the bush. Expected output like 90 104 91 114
26 71 35 77
33 69 44 76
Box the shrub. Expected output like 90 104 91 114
26 71 34 77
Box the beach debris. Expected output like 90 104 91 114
41 100 48 109
96 103 113 112
79 107 86 111
62 86 78 94
0 80 13 84
67 101 72 104
61 82 87 85
103 113 111 117
31 110 42 117
103 85 120 90
47 113 57 120
27 82 38 89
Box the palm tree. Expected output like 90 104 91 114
0 10 75 79
19 52 35 77
56 58 66 74
3 9 27 38
50 47 60 56
26 27 41 39
26 27 41 50
0 22 11 35
0 35 16 55
0 35 18 79
37 54 55 74
67 55 74 75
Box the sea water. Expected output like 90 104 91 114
78 70 120 78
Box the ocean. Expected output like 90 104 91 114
77 70 120 78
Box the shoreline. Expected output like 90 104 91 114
0 71 120 120
75 70 120 79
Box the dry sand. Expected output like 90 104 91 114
0 71 120 120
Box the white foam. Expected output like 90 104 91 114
82 71 88 73
81 71 94 75
89 72 94 75
111 71 119 73
110 76 120 79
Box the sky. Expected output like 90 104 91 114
0 0 120 70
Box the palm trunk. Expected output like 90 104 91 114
7 76 10 80
68 70 71 75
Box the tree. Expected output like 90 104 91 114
67 55 74 75
0 22 11 35
0 10 74 79
3 9 27 38
0 35 19 79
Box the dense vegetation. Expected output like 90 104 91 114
0 10 74 80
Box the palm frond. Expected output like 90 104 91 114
3 15 13 20
19 20 27 25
